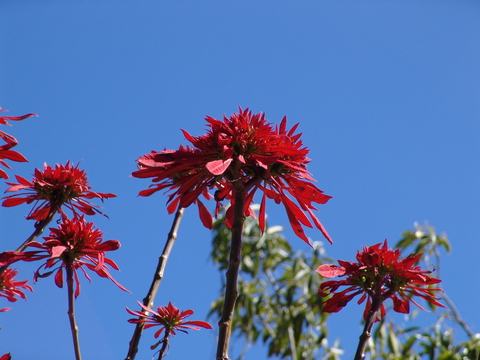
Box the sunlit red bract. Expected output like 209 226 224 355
0 268 33 305
26 215 128 298
132 107 332 245
316 240 444 320
0 108 37 179
126 301 212 341
2 161 116 220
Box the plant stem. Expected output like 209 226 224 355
441 291 474 338
66 263 82 360
354 297 382 360
216 177 246 360
157 331 170 360
0 209 56 276
16 210 57 252
125 206 185 360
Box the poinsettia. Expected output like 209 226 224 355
2 161 116 220
127 301 212 355
26 215 128 298
317 240 444 321
133 107 332 245
0 107 37 179
0 268 33 305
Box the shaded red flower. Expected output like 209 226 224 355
132 107 332 245
26 215 128 298
0 268 33 304
127 301 212 346
0 108 37 179
2 161 116 220
317 240 444 320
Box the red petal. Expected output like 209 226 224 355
393 295 410 314
197 200 213 229
279 116 287 134
316 264 345 278
138 187 163 197
0 112 37 122
281 194 312 228
15 174 32 186
259 192 266 233
0 150 28 162
54 268 64 288
305 207 333 244
166 195 181 214
206 158 233 175
50 245 68 258
2 197 31 207
283 206 311 245
181 129 197 144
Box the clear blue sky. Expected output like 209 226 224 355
1 1 479 359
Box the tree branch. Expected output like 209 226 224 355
216 177 246 360
125 206 185 360
66 263 82 360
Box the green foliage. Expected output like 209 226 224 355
209 209 342 360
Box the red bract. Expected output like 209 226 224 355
132 107 332 245
127 301 212 339
0 108 37 179
317 240 444 320
26 215 128 298
0 250 40 267
2 161 116 220
0 268 33 304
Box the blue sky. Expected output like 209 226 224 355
1 1 479 359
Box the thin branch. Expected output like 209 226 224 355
433 247 473 337
354 297 382 360
441 291 474 338
216 176 246 360
156 330 170 360
125 206 185 360
0 209 57 276
16 210 57 252
66 263 82 360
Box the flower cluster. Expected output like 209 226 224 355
0 268 33 309
317 240 444 320
2 161 116 220
26 215 128 298
0 108 37 179
133 107 332 245
127 301 212 348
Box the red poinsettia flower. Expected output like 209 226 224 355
25 215 128 298
2 161 116 220
0 268 33 305
317 240 444 321
132 107 332 245
127 301 212 340
0 108 37 179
